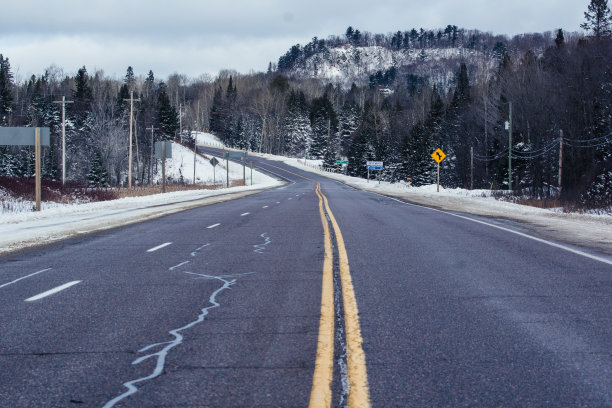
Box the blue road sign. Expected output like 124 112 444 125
366 161 383 170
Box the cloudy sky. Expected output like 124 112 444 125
1 0 587 81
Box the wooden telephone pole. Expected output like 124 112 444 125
53 96 73 185
124 91 140 188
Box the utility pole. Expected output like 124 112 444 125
470 146 474 190
508 101 513 191
125 91 141 189
161 141 166 193
558 130 563 197
147 126 157 185
35 128 42 211
53 96 73 185
179 103 183 144
193 138 197 185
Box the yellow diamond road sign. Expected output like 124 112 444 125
431 148 446 164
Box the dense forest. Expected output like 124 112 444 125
0 0 611 207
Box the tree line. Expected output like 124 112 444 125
0 0 610 207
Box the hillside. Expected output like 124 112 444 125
275 26 520 89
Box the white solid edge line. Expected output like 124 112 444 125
147 242 172 253
0 268 52 289
25 280 82 302
207 223 221 229
382 194 612 266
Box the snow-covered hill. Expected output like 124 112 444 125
283 43 496 90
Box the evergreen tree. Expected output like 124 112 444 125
142 70 155 100
401 87 444 186
87 150 109 187
156 82 179 140
284 90 312 156
71 66 92 130
0 54 14 125
442 64 472 187
235 116 249 149
322 143 338 170
309 93 337 159
555 28 565 48
347 103 378 178
124 66 136 90
581 0 612 38
209 87 224 136
224 76 238 146
338 100 361 156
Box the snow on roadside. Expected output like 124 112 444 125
256 153 612 255
0 134 282 254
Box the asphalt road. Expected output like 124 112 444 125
0 149 610 407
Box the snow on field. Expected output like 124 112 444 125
0 135 281 254
1 140 610 257
156 138 252 185
255 153 612 256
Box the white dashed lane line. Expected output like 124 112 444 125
240 212 250 216
147 242 172 253
207 223 221 229
0 268 52 289
262 206 269 209
25 280 82 302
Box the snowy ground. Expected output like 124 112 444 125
255 153 612 256
1 135 610 256
0 133 281 254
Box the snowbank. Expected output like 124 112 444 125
257 153 612 256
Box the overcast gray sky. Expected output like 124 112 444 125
0 0 587 81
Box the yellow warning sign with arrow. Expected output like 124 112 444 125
431 148 446 164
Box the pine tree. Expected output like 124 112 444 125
338 100 360 156
401 87 444 186
347 103 377 178
284 90 312 156
581 0 612 38
224 76 238 146
309 93 337 159
555 29 565 48
236 116 249 149
156 82 179 140
87 150 109 187
0 54 14 125
208 88 225 137
71 66 92 130
124 66 135 90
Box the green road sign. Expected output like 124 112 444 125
224 151 248 159
336 160 349 164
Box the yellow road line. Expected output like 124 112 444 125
309 183 335 408
309 183 371 408
321 187 371 408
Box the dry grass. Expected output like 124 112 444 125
116 180 246 198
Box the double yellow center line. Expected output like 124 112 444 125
310 183 370 408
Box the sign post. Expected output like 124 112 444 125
34 128 42 211
223 150 248 188
209 157 219 186
366 161 383 183
336 160 349 175
154 141 172 193
0 127 50 211
431 148 447 192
